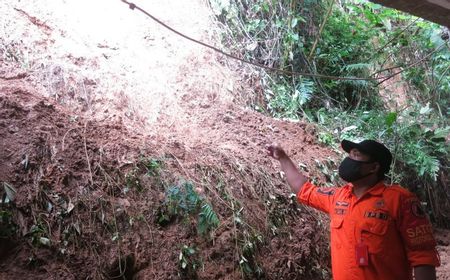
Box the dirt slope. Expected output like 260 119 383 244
0 78 333 279
0 0 448 279
0 1 334 278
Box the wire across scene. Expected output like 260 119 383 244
120 0 444 84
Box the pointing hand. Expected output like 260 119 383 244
267 143 287 160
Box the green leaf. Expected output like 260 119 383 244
431 127 450 140
262 2 270 13
197 203 219 235
370 3 382 10
385 112 397 128
291 18 298 28
296 16 306 24
39 237 51 246
342 63 372 72
419 103 432 115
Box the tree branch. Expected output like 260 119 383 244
307 0 336 61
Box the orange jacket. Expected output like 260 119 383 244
297 181 440 280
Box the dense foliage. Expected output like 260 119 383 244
210 0 449 226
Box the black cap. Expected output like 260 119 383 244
341 139 392 175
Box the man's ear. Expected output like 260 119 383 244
371 162 380 173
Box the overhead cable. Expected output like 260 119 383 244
120 0 378 81
120 0 444 84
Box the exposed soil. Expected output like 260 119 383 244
0 1 333 279
0 0 448 279
0 74 332 280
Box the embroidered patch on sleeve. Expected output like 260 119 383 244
405 224 435 246
400 197 436 249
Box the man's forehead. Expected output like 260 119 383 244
350 148 371 157
350 148 365 154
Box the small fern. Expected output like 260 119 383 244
158 181 220 237
414 153 440 180
197 203 219 235
342 63 373 72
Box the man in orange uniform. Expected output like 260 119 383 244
267 139 440 280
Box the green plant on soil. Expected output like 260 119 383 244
267 78 315 119
124 157 165 193
313 158 340 187
157 182 220 237
195 164 268 277
29 219 51 247
265 193 297 235
140 156 164 176
125 168 142 192
197 203 220 236
239 230 264 278
178 245 202 279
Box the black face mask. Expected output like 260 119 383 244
338 157 374 182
